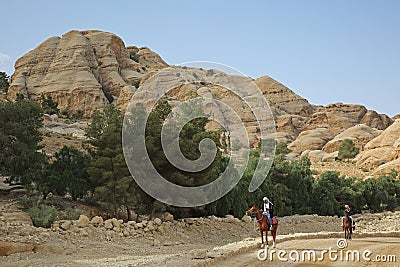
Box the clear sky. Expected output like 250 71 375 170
1 0 399 116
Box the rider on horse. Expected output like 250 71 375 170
341 204 355 230
262 197 274 230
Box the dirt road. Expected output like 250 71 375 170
213 237 400 267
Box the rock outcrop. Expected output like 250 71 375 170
254 76 314 116
356 120 400 170
8 30 166 117
288 128 334 154
6 29 399 172
323 124 382 153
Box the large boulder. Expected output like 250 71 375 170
323 124 382 153
288 128 334 154
325 103 368 134
0 241 34 256
76 215 90 228
356 120 400 170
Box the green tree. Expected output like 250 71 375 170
360 174 399 212
50 146 90 200
140 98 231 218
311 171 342 215
275 141 291 157
0 98 44 185
338 139 359 161
0 72 9 93
86 105 136 218
40 94 59 115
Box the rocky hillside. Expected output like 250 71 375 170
8 30 167 117
6 30 400 176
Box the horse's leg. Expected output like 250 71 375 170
265 230 268 246
260 230 264 246
272 229 276 248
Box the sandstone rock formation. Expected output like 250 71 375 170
323 124 382 153
288 128 334 154
356 120 400 170
6 29 399 172
254 76 314 117
8 30 166 117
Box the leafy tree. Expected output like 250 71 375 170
140 98 231 218
311 171 342 215
361 174 399 212
0 98 44 184
85 105 137 218
50 146 90 200
338 139 359 161
287 157 314 214
275 141 291 157
0 72 9 93
40 94 59 115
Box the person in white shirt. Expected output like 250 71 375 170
262 196 274 230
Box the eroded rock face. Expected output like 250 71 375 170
323 124 382 153
288 128 334 154
356 120 400 170
7 30 398 171
254 76 314 116
8 30 166 117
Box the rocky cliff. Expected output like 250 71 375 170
8 30 167 117
7 30 398 175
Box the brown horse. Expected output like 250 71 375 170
246 205 278 247
343 210 352 240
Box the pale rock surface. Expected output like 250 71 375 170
323 124 382 153
356 120 400 171
8 30 166 116
76 215 90 228
301 150 328 161
90 216 104 227
254 76 314 116
189 249 208 259
288 128 334 153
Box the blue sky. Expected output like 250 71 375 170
1 0 399 116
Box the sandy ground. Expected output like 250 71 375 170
1 189 400 267
213 237 400 267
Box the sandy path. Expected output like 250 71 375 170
212 237 400 267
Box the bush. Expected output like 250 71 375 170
27 204 59 228
129 51 140 63
60 109 70 118
71 110 84 120
338 139 359 161
0 72 9 93
40 94 59 115
60 207 82 220
18 194 41 210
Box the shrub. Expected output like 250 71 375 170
206 69 215 76
40 94 59 115
60 109 70 118
71 110 84 120
60 207 82 220
27 204 59 228
129 51 140 63
338 139 359 161
0 72 9 93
